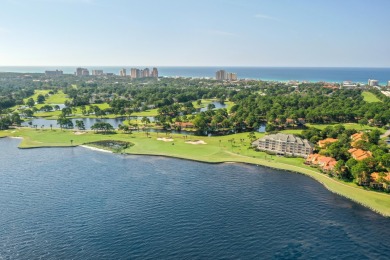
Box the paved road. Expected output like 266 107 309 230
381 129 390 139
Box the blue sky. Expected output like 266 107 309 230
1 0 389 67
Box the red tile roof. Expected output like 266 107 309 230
371 172 390 182
351 132 366 147
348 148 372 161
306 154 337 171
318 138 338 148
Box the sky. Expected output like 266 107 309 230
0 0 389 67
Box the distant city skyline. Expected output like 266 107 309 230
1 0 390 67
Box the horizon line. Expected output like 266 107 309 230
1 65 390 69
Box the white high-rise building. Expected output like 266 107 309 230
368 79 379 87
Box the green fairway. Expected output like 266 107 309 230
22 90 50 104
132 108 159 117
280 129 304 135
306 123 385 133
22 90 69 104
2 127 390 216
45 91 69 104
362 91 382 103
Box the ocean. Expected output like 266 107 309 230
0 66 389 85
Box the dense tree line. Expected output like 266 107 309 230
1 72 389 134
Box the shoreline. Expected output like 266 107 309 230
1 132 390 217
121 150 390 217
79 145 113 153
1 67 389 84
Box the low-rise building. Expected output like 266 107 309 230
342 81 358 89
348 148 372 161
370 172 390 190
306 154 337 172
351 132 366 147
252 133 313 158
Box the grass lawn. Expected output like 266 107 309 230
306 123 385 133
362 91 382 103
22 90 50 104
45 91 69 104
22 90 69 105
132 108 159 117
32 103 120 119
280 129 304 135
2 127 390 216
11 90 70 112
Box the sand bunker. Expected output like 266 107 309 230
185 140 207 145
73 131 86 135
157 137 174 142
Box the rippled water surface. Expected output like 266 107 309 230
0 138 389 259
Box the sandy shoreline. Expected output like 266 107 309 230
79 145 113 153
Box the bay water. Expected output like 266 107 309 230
0 138 389 259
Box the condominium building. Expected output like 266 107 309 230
131 67 158 79
130 68 139 79
368 79 379 87
151 67 158 78
119 68 127 77
45 70 63 76
216 70 226 80
216 70 237 81
252 133 313 158
387 80 390 87
142 68 150 78
342 81 358 88
227 72 237 81
92 70 104 76
75 67 89 76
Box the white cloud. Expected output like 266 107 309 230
254 14 279 21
